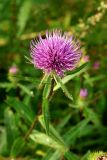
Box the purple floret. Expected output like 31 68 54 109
30 30 82 76
79 88 88 98
9 66 18 74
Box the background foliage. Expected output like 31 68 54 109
0 0 107 159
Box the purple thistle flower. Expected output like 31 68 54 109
30 30 82 76
79 88 88 98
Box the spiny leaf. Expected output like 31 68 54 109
54 62 89 91
54 75 73 101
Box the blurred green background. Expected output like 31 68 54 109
0 0 107 160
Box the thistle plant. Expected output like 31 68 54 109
30 30 82 134
1 1 107 159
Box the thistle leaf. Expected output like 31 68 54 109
42 76 52 134
54 75 73 101
30 130 64 150
6 97 35 124
10 137 25 157
54 62 89 91
39 115 66 147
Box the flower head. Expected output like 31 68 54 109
79 88 88 98
30 30 82 76
93 61 100 70
9 66 18 74
82 55 90 62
